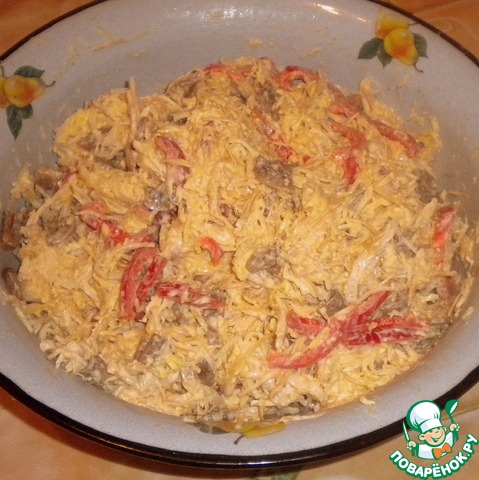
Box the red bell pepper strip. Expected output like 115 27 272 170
344 290 390 325
268 291 428 369
136 256 168 304
369 120 420 158
120 247 167 320
433 205 456 264
80 214 154 247
329 121 366 151
332 147 360 186
328 85 420 158
155 136 190 192
80 215 130 246
78 201 154 247
329 121 365 186
199 236 224 266
267 337 340 369
342 314 427 347
155 136 186 160
286 310 326 337
103 220 131 246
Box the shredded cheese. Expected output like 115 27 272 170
5 57 474 428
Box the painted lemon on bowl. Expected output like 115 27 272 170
0 65 53 139
359 14 427 70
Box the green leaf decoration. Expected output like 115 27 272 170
192 423 230 434
18 104 33 120
5 104 33 138
414 33 428 58
358 37 382 59
377 42 393 67
6 105 23 139
14 65 44 78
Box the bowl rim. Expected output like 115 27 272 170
2 367 479 468
2 0 478 67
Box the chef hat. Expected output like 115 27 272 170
406 401 443 433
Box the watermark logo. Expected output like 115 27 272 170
390 399 478 478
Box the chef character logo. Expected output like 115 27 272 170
404 400 460 460
390 399 478 478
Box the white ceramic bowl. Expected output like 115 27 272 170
1 0 479 468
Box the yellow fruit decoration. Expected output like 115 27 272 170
375 14 409 40
0 75 11 109
383 27 419 66
359 13 427 69
211 420 286 440
241 422 286 439
1 65 54 139
3 75 47 108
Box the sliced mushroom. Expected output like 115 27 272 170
124 148 139 171
382 291 409 314
192 422 229 434
196 359 216 387
255 84 278 114
134 116 151 143
263 401 320 420
396 235 416 259
166 69 202 102
412 334 441 355
219 203 238 224
0 210 25 251
253 157 293 190
205 325 221 345
246 247 281 276
324 289 347 317
416 169 436 204
77 133 97 152
79 356 109 385
33 165 64 194
45 221 77 247
134 334 166 363
452 252 469 278
2 267 22 299
102 150 127 170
